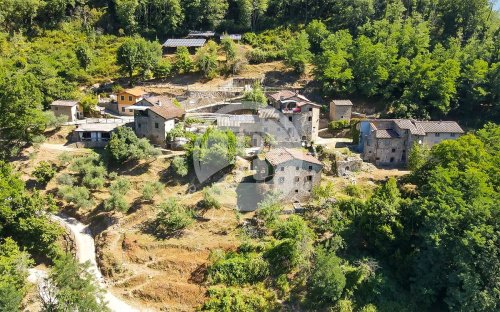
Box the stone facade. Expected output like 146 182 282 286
359 119 464 166
266 90 321 143
50 100 83 123
329 100 353 122
253 148 323 202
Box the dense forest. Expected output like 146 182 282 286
0 1 499 311
1 0 499 158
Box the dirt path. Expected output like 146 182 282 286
51 214 142 312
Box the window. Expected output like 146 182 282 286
294 177 300 182
121 107 125 112
155 122 159 129
279 177 285 184
306 176 312 182
390 157 395 163
391 148 396 153
309 108 312 112
435 133 440 137
120 95 125 101
129 109 133 112
138 123 141 128
308 116 312 121
296 166 299 170
288 116 292 122
308 165 313 171
376 157 380 161
450 133 456 137
280 167 284 171
128 96 132 101
101 132 111 140
295 189 299 193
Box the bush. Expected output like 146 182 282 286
58 186 93 209
202 286 278 312
69 154 107 189
106 126 160 163
153 58 172 79
255 192 282 227
345 184 362 198
207 251 269 285
172 156 188 177
201 185 222 209
32 161 56 185
246 49 282 64
329 120 350 131
56 173 75 186
307 248 346 306
104 177 131 212
242 83 267 108
57 152 72 167
173 46 193 74
155 198 193 236
142 181 163 201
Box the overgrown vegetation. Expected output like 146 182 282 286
106 126 160 163
154 198 194 237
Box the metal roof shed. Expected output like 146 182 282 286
163 39 206 48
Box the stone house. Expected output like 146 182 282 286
267 90 321 143
358 119 464 166
253 148 323 202
329 100 353 122
50 100 84 123
114 88 147 116
133 96 185 146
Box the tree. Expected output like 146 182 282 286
141 181 163 201
154 198 193 237
114 0 139 34
106 126 159 163
195 41 219 79
75 44 92 70
0 72 49 158
32 161 56 186
153 58 172 79
40 254 109 311
242 83 267 108
236 0 268 31
0 238 33 312
172 156 188 177
105 177 131 212
79 95 97 116
284 30 311 74
173 46 193 74
116 37 162 84
305 20 330 53
307 248 346 306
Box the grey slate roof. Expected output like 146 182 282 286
414 121 464 134
331 100 353 106
51 100 79 107
265 148 323 166
375 129 400 139
163 39 206 47
394 119 425 135
187 31 215 38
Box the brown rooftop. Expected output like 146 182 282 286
148 104 185 120
51 100 79 107
414 121 464 134
120 87 146 97
331 100 353 106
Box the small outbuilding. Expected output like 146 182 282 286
50 100 83 123
187 31 216 39
329 100 353 122
219 34 242 42
72 123 121 147
162 38 207 54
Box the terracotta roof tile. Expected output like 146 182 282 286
148 104 185 120
120 87 146 97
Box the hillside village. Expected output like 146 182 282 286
0 2 499 312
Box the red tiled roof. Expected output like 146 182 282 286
120 87 146 97
264 148 322 166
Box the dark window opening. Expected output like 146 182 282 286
392 148 396 152
120 95 125 101
306 176 312 182
390 157 395 163
295 189 299 193
128 96 132 101
308 116 312 121
155 122 159 129
121 107 125 112
294 177 300 182
435 133 440 137
288 116 292 122
308 165 313 171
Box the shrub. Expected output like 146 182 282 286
329 119 350 131
172 156 188 177
255 192 282 227
56 173 75 186
207 252 269 285
142 181 163 201
58 186 93 209
153 58 172 79
202 286 278 312
32 161 56 185
81 165 106 189
195 41 219 79
242 83 267 108
345 184 362 198
173 46 193 74
307 248 346 306
106 126 160 163
57 152 72 167
201 185 222 209
104 177 131 212
155 198 193 236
